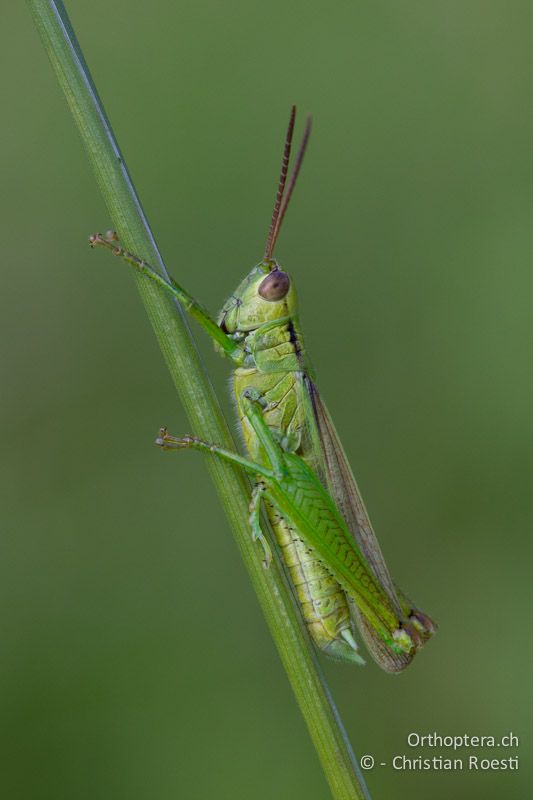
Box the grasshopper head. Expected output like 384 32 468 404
218 259 297 333
218 106 310 336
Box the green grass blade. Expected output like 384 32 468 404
27 2 371 798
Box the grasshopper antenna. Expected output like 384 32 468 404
264 107 312 261
264 105 295 261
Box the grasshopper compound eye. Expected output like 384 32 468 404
258 270 291 301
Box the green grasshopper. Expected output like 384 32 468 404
90 106 435 672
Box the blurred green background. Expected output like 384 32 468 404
2 2 532 798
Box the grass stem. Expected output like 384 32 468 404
27 3 371 798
